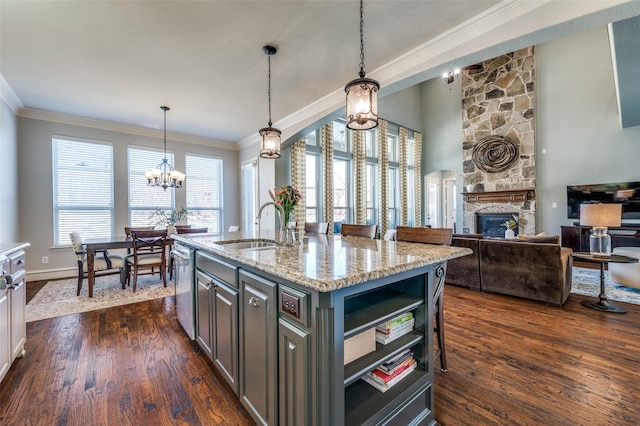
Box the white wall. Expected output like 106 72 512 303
17 116 240 278
536 25 640 233
0 98 19 243
420 25 640 237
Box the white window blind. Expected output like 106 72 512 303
186 154 223 233
241 161 257 233
52 136 114 246
128 147 174 226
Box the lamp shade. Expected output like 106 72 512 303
579 203 622 227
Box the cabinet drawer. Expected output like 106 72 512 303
196 252 237 288
9 251 25 274
278 285 310 328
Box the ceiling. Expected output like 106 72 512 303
2 1 639 148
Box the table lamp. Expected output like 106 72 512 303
580 203 622 257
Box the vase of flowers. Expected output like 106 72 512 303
269 185 302 227
501 214 527 238
149 207 190 234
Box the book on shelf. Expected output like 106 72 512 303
376 311 413 332
368 357 417 385
375 319 415 344
377 349 413 373
361 360 417 393
376 318 415 336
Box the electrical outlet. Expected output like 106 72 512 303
42 256 49 264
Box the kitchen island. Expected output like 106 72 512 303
173 231 471 426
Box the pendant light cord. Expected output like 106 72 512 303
267 53 273 127
359 0 365 78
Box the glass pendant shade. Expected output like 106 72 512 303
259 126 282 159
345 75 379 130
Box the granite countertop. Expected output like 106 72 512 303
173 231 471 292
0 242 31 257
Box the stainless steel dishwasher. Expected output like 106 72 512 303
172 243 195 339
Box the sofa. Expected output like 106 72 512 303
446 234 573 307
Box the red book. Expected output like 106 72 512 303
370 358 416 384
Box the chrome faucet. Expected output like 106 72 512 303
256 201 296 244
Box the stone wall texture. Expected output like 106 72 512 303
461 47 536 235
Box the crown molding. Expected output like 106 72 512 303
18 108 239 150
0 73 24 113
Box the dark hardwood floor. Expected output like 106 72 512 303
2 282 639 425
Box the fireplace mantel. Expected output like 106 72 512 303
463 189 534 203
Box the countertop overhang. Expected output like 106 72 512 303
173 231 471 292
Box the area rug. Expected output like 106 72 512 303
571 266 640 305
26 275 174 322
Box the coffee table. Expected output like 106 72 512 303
572 252 639 314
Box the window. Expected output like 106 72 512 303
333 121 348 152
128 147 174 227
52 136 114 246
241 161 257 233
305 153 320 222
366 163 377 225
333 158 351 224
186 154 223 233
388 167 399 229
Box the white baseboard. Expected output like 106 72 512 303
27 267 76 282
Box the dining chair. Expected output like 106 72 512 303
383 229 397 241
340 224 378 239
304 222 329 234
124 229 168 293
69 231 125 296
395 226 453 371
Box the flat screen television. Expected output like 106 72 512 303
567 181 640 220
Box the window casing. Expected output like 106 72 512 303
186 154 223 233
52 136 114 246
128 146 174 227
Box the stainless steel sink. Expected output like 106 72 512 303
216 239 279 251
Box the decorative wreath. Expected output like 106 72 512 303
471 135 519 173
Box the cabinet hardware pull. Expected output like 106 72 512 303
248 296 260 307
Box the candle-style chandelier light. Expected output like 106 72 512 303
344 0 379 131
144 106 185 191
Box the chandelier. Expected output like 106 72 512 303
144 106 185 191
344 0 379 131
259 45 282 159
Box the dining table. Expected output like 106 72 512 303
83 235 173 297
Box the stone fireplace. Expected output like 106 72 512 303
477 212 519 237
461 47 536 235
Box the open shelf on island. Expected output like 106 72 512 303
345 367 429 426
344 331 423 386
344 288 424 338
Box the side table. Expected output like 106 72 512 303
572 252 639 314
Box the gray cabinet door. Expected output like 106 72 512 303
212 280 238 394
278 318 311 426
239 270 277 426
195 270 212 358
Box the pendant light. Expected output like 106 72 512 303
345 0 379 131
144 106 185 191
259 45 281 159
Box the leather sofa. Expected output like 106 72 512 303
446 234 573 307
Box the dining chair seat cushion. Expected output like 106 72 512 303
85 254 125 272
126 254 163 266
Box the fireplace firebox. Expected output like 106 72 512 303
477 212 519 237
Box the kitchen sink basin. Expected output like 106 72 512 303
216 239 279 251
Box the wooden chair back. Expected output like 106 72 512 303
340 224 378 239
304 222 329 234
395 226 453 246
176 227 208 234
130 229 168 258
124 226 153 236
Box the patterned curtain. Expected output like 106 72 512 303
414 132 422 227
322 122 334 234
353 130 367 224
399 127 408 226
378 119 389 236
291 138 306 227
